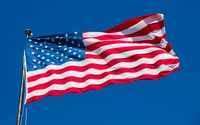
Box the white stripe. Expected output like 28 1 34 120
85 51 94 55
91 43 154 54
26 63 179 100
27 53 178 88
27 47 167 77
83 14 164 38
121 14 163 35
169 49 176 55
157 39 168 48
151 27 166 37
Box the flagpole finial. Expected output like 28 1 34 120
25 29 33 38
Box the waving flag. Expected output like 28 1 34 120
24 14 179 104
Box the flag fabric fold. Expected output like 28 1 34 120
24 13 179 104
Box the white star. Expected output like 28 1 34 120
33 66 37 68
78 44 80 47
42 56 45 59
38 61 41 64
34 42 38 44
40 43 42 46
51 55 54 57
65 34 68 37
45 45 48 48
31 52 35 55
60 37 62 39
38 38 40 41
37 55 41 57
73 52 76 55
60 59 63 62
56 36 59 38
51 62 55 64
66 38 68 42
65 55 68 58
78 55 81 58
56 51 59 54
29 39 32 42
64 48 67 51
47 59 50 62
41 50 44 52
46 53 50 55
68 50 72 52
74 32 78 34
72 41 74 44
30 45 33 48
52 39 55 42
61 54 64 56
33 59 36 62
36 48 39 50
58 42 61 45
50 48 54 50
43 62 45 65
58 46 62 48
69 58 73 60
56 57 59 59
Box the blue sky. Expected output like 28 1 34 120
0 0 200 125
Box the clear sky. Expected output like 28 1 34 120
0 0 199 125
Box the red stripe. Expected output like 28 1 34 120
86 44 160 54
89 46 163 59
105 14 155 33
164 43 173 53
94 20 165 40
126 20 165 38
85 36 169 53
26 67 179 104
85 38 161 50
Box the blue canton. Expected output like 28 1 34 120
25 32 86 71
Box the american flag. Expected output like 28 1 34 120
24 13 179 104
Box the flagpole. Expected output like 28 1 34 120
16 29 32 125
16 57 26 125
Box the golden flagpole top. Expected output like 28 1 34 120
25 29 33 38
